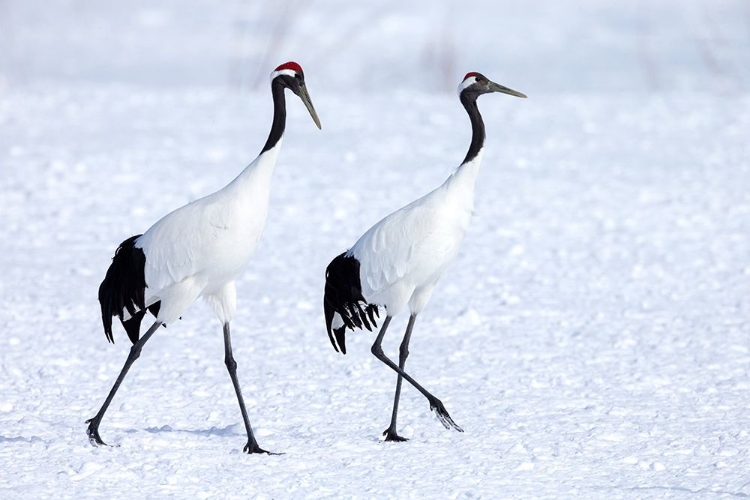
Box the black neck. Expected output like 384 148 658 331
459 93 485 165
261 80 287 153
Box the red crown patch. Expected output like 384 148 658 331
275 61 303 74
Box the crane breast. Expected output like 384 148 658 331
137 194 265 294
350 193 471 305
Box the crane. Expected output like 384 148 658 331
323 72 525 441
89 62 321 454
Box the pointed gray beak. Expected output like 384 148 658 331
298 83 322 129
488 81 527 98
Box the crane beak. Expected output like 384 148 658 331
298 84 322 129
488 81 527 98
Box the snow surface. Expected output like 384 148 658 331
1 1 750 498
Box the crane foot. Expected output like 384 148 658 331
429 398 464 432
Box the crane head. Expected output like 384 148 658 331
271 61 322 129
458 72 527 100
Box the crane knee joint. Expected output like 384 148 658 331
129 344 142 360
399 344 409 360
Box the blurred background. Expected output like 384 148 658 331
0 0 748 94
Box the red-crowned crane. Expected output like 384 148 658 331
323 72 526 441
89 62 321 455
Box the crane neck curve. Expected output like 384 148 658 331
261 80 287 154
459 93 485 166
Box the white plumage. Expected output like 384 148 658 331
135 143 282 325
89 61 320 455
324 72 525 442
349 150 483 317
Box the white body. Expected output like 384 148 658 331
348 149 484 317
134 141 283 325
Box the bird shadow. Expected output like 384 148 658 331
0 435 45 444
130 424 242 438
617 486 750 498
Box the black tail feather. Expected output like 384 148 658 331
120 302 161 344
368 305 379 324
323 295 340 353
334 326 348 355
357 303 370 330
323 252 379 355
98 235 150 344
122 310 145 345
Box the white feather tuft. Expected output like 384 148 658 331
457 76 478 96
270 68 297 82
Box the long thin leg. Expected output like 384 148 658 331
383 314 417 442
222 322 273 455
86 320 162 445
371 317 463 432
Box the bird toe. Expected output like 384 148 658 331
382 429 409 442
242 441 282 455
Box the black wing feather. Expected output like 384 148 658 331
323 252 379 355
98 235 149 344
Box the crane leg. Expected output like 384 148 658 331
86 320 162 446
222 322 275 455
383 314 416 442
371 317 463 433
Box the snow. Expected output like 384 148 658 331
1 0 750 498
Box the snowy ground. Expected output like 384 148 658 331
2 1 750 499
